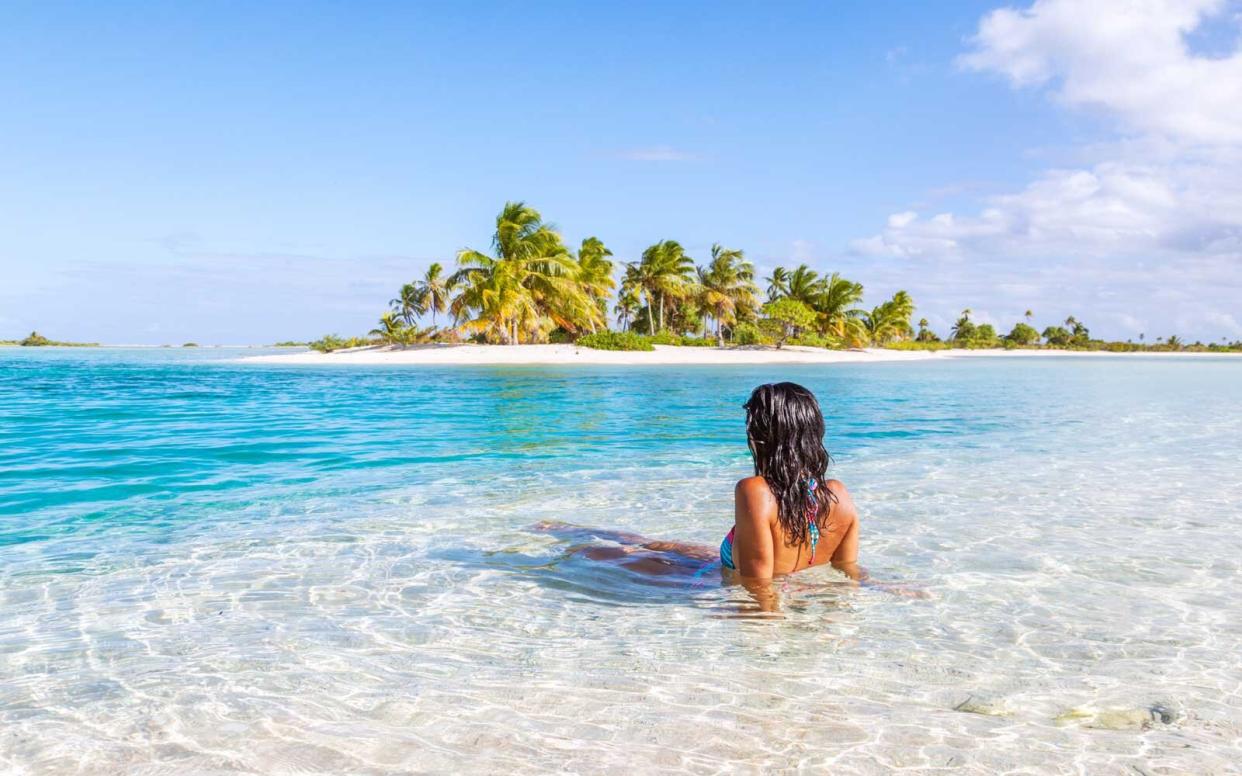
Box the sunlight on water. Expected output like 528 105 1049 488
1 348 1241 773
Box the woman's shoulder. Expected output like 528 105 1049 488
824 479 857 518
735 475 770 495
734 476 776 522
730 474 770 499
824 478 851 497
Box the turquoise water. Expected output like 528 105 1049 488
2 348 1240 773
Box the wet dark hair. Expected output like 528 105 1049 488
743 382 836 549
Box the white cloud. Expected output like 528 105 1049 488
887 211 918 228
853 157 1242 259
1179 310 1242 337
958 0 1242 145
849 0 1242 340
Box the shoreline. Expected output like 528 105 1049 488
237 343 1239 366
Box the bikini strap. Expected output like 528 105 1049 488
806 477 820 563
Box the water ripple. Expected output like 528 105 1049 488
1 348 1241 773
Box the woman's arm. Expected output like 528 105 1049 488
733 477 779 611
826 480 866 582
733 477 775 579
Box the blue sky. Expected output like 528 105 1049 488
2 0 1240 344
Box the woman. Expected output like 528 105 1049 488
722 381 860 580
539 382 860 595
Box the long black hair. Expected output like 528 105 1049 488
743 382 836 548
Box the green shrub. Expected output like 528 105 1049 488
971 324 1000 348
1042 326 1071 346
309 334 375 353
309 335 341 353
648 330 682 346
732 322 771 346
576 331 655 351
883 340 952 351
1005 322 1041 346
760 299 817 348
678 336 718 347
787 332 832 348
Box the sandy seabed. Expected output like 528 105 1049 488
240 343 1235 366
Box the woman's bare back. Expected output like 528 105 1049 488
730 476 859 578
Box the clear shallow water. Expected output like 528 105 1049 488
2 348 1241 774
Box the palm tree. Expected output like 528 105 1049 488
861 291 916 345
784 264 823 306
450 202 586 344
815 272 866 343
621 261 657 335
371 311 415 347
951 309 974 341
627 240 695 333
1064 316 1089 343
390 283 426 327
417 263 452 326
449 254 527 343
887 290 915 339
697 244 759 345
765 266 791 302
862 305 898 345
576 237 615 334
1024 309 1033 323
916 317 938 342
614 286 641 332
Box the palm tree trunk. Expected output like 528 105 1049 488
658 295 665 332
645 296 655 335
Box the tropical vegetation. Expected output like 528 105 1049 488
760 299 816 348
576 331 654 351
299 201 1242 355
0 331 99 347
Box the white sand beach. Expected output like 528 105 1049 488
241 344 939 366
240 344 1235 366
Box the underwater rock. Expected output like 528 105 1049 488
1148 704 1176 725
1054 704 1177 730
